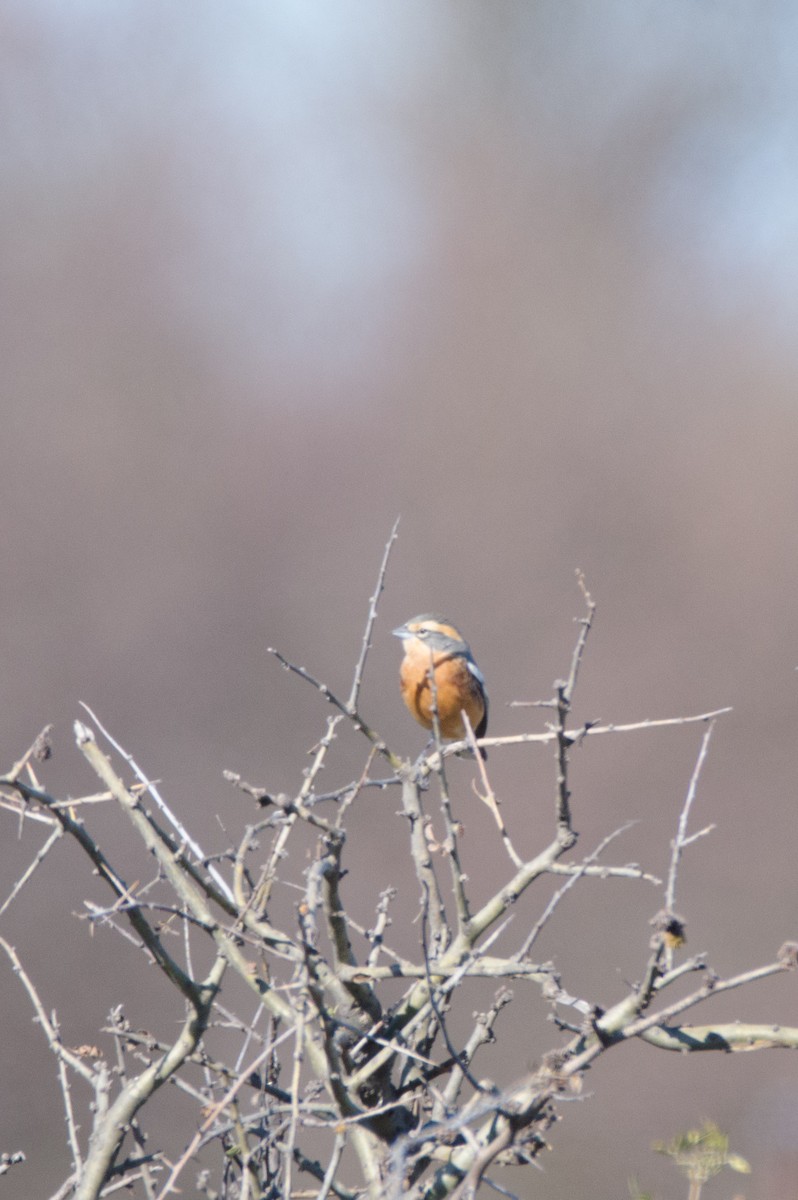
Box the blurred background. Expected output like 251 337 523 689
3 2 798 1196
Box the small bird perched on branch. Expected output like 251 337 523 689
392 614 488 758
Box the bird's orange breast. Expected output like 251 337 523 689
399 646 486 740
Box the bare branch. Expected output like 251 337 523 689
80 703 236 907
665 721 716 912
268 649 400 767
0 823 63 917
347 516 400 711
518 822 639 957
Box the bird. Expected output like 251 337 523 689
392 614 488 758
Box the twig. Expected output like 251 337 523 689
241 715 342 922
268 650 399 767
546 578 595 837
54 1013 85 1176
339 960 553 983
0 824 63 917
317 1132 348 1200
347 516 400 712
399 767 448 948
365 888 397 969
293 1146 358 1200
553 677 574 835
546 862 660 884
283 996 308 1200
463 715 522 868
0 938 99 1086
503 708 731 730
153 1030 291 1199
666 722 716 912
419 916 487 1101
79 703 236 906
439 988 514 1113
518 823 638 957
332 747 378 827
564 570 595 704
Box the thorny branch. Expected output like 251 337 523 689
1 551 796 1200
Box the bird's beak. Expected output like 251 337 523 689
392 624 410 640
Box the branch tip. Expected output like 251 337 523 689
778 941 798 969
74 720 95 746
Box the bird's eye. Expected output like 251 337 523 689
417 628 430 638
